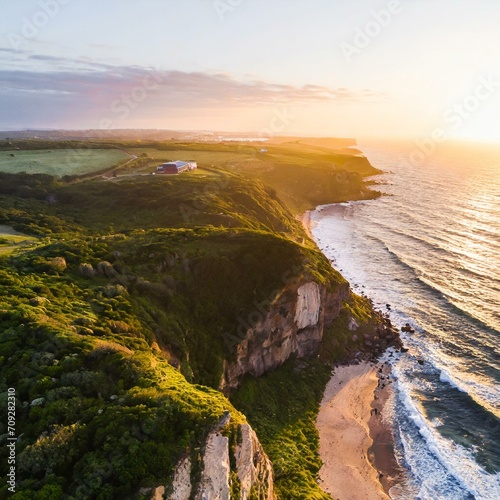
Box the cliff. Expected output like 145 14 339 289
222 280 349 390
141 422 274 500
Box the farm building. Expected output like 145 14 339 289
156 160 197 174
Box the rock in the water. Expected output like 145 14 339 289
401 323 415 333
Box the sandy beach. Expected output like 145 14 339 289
300 210 316 239
317 361 403 500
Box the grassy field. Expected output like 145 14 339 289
122 140 380 213
125 140 362 169
0 224 37 255
124 146 252 173
0 149 130 176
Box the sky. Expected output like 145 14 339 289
1 0 500 142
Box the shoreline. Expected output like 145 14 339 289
317 362 399 500
302 206 406 499
300 210 315 239
368 360 407 497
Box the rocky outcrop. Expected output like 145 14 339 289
97 261 117 278
235 424 274 500
168 457 192 500
294 282 321 329
78 263 95 278
222 279 349 390
197 431 231 499
151 486 165 499
142 422 274 500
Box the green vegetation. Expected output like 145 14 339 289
0 224 249 496
231 360 332 499
0 149 130 177
0 225 37 255
320 294 386 364
0 137 382 498
121 139 382 213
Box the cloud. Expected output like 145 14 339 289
0 47 30 54
0 51 383 128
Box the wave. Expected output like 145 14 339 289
362 232 499 335
342 141 500 498
437 367 500 419
369 216 499 274
394 368 500 499
315 199 369 211
373 225 499 283
389 304 500 411
416 275 499 335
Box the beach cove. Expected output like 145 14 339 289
316 359 406 500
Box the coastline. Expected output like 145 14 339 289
369 360 406 497
316 362 399 500
302 206 405 500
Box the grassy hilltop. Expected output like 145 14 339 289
0 137 385 498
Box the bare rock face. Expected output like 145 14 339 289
236 424 274 500
222 280 349 390
168 457 192 500
294 282 321 329
143 423 274 500
348 317 359 331
151 486 165 499
197 432 231 500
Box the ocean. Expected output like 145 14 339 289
311 140 500 500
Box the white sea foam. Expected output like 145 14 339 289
310 141 500 499
394 367 500 499
400 325 500 418
437 366 500 418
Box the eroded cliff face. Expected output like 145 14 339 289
222 279 349 390
235 424 274 500
139 420 274 500
196 431 231 499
